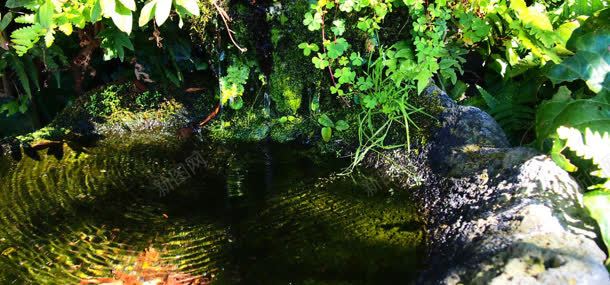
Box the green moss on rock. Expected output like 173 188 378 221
16 126 71 144
269 55 304 114
208 111 271 142
268 0 322 115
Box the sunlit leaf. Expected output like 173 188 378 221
117 0 136 11
111 1 133 34
584 191 610 259
155 0 172 26
321 127 332 142
37 0 55 29
138 0 156 27
176 0 200 16
546 9 609 93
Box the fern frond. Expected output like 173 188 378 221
22 55 40 91
558 127 610 180
6 52 31 97
14 14 35 24
10 24 43 56
477 84 536 141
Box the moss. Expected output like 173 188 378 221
207 111 271 142
85 84 167 118
267 0 323 115
206 110 322 144
269 116 317 143
16 126 70 144
187 0 219 56
269 56 304 114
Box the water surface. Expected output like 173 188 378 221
0 138 424 284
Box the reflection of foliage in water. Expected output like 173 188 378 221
0 142 424 284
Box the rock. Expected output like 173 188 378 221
423 155 608 284
366 86 610 284
0 83 205 160
428 85 510 176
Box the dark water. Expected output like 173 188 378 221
0 137 424 284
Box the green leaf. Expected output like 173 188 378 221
0 100 20 116
327 38 349 59
350 52 363 66
229 96 244 110
310 96 320 111
44 29 54 47
335 120 349 131
321 127 332 142
312 53 329 69
5 0 36 9
138 1 156 27
118 0 136 11
176 0 200 16
546 9 609 93
331 19 345 36
114 31 134 50
37 0 55 29
303 12 322 31
155 0 172 26
550 137 577 172
90 0 103 21
335 67 355 85
415 69 432 95
318 114 334 127
10 24 43 56
18 99 28 113
536 91 610 148
7 53 31 97
111 1 133 34
298 42 318 56
0 12 13 31
584 190 610 256
449 80 468 100
476 85 499 109
100 0 116 17
99 28 133 61
14 14 35 24
556 126 610 179
362 95 377 109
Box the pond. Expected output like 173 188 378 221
0 138 424 284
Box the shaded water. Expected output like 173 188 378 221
0 137 424 284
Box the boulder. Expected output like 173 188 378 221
366 86 610 284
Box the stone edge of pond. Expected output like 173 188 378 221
364 85 610 284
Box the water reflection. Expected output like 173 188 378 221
0 140 424 284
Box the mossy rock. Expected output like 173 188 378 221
206 110 319 144
269 56 305 114
3 82 214 149
268 0 324 115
